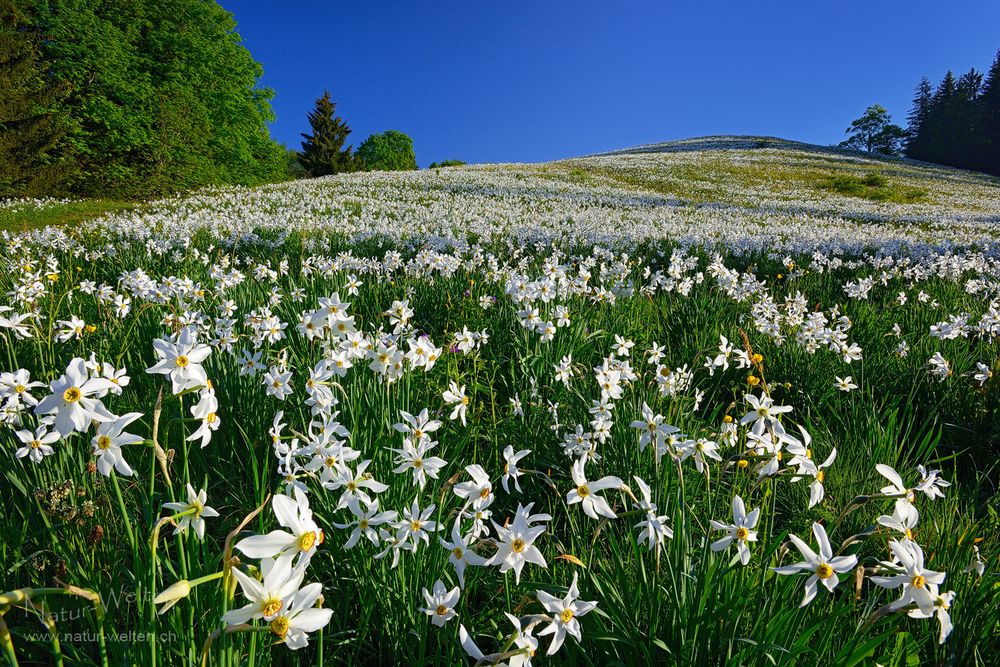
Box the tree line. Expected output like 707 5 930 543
841 49 1000 177
0 0 288 198
905 50 1000 175
0 0 456 199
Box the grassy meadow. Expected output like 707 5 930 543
0 138 998 666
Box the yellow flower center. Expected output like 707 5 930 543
413 429 423 440
262 598 283 618
299 531 317 552
511 538 526 553
736 527 749 540
912 575 926 589
14 384 25 393
269 616 289 638
410 520 422 532
905 528 913 540
97 435 112 450
816 470 825 483
206 412 217 424
175 355 190 368
560 609 574 623
63 387 82 402
346 481 358 492
737 459 749 469
413 458 423 468
816 563 834 579
436 604 448 616
577 485 590 497
359 520 369 529
453 547 464 559
480 487 491 499
30 440 41 449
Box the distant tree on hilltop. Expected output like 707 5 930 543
428 159 466 169
299 91 359 177
839 105 906 155
356 130 417 171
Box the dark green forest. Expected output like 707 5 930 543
905 51 1000 175
0 0 286 198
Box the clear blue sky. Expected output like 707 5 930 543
222 0 1000 167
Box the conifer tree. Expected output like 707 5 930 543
954 69 984 170
980 50 1000 175
922 71 957 166
904 77 933 161
0 0 73 196
299 91 359 177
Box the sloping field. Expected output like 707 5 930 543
1 138 998 666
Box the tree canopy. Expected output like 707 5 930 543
839 105 906 155
0 0 287 198
356 130 418 172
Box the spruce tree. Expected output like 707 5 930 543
954 69 984 170
923 71 957 166
0 0 73 197
299 91 359 177
980 50 1000 175
904 77 933 161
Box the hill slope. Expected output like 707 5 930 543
7 136 1000 253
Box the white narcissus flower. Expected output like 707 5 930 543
632 476 673 551
187 385 220 448
266 582 333 650
876 464 915 503
0 369 45 407
501 445 530 493
327 459 390 509
772 523 858 606
834 375 858 392
629 402 677 452
34 357 115 437
741 393 792 435
536 573 598 655
439 520 486 588
454 464 492 503
487 503 548 584
162 483 219 540
263 367 293 401
567 455 622 520
146 326 211 394
709 495 759 565
14 425 59 463
877 498 919 541
235 489 324 565
442 381 469 426
390 438 447 490
223 556 306 625
871 539 947 616
92 412 145 477
419 579 460 627
332 499 396 549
